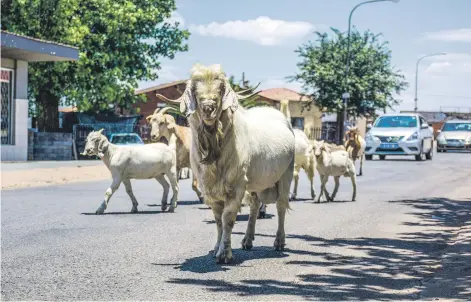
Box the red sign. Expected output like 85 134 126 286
1 70 11 83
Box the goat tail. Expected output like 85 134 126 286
280 99 291 121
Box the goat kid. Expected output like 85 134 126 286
82 129 179 214
312 140 357 203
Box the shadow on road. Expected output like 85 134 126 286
81 210 165 215
147 200 202 206
166 197 471 300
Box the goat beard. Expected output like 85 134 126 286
197 119 224 165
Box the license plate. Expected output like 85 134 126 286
447 141 461 146
380 143 399 149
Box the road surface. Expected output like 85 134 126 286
2 153 471 301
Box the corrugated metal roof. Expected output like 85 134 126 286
135 80 187 95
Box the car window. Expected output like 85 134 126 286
442 122 471 132
374 116 418 128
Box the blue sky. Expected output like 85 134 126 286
138 0 471 112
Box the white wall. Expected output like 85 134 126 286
1 60 29 161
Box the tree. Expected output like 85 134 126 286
227 74 268 109
1 0 189 131
289 27 408 125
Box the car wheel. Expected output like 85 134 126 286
379 155 386 160
365 155 373 161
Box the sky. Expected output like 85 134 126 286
137 0 471 113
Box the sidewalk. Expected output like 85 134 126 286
1 160 110 190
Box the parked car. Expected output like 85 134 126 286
109 133 144 146
365 113 434 161
436 120 471 152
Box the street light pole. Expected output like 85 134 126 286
341 0 400 144
414 52 446 112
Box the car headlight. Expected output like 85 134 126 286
365 132 375 142
437 135 447 143
407 132 419 141
466 136 471 143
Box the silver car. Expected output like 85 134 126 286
436 120 471 152
365 113 434 161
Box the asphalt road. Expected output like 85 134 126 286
2 152 471 301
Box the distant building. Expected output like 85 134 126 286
1 30 79 161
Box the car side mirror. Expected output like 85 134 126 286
421 123 429 129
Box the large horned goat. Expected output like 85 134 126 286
157 64 295 264
146 106 204 203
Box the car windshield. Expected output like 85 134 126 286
374 116 418 128
111 135 142 144
442 122 471 132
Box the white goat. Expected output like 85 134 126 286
312 140 357 203
279 99 316 200
158 64 295 264
147 107 204 203
81 129 179 214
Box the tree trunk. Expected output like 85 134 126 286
37 90 60 132
336 110 346 145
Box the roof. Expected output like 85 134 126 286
1 30 79 62
59 106 78 113
135 79 187 95
257 88 311 102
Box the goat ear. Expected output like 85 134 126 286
165 115 175 129
221 80 239 112
146 115 153 123
179 80 197 117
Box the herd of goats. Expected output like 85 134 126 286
81 63 367 264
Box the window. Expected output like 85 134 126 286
1 68 14 145
291 117 305 130
374 116 417 128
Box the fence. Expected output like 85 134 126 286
73 123 139 159
306 125 338 143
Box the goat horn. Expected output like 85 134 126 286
237 90 261 100
97 128 105 134
153 107 161 115
237 82 261 96
156 93 181 104
158 107 173 115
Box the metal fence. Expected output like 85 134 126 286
306 125 338 143
73 123 139 159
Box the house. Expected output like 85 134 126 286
255 88 323 136
1 30 79 161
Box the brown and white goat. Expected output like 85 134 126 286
146 107 204 203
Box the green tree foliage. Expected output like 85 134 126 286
227 75 268 109
1 0 189 131
289 28 408 118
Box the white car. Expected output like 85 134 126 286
365 113 434 161
436 120 471 152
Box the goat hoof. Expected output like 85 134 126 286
241 237 253 250
274 239 285 251
199 197 204 204
289 193 296 201
258 211 266 219
216 251 233 264
168 206 175 213
131 207 138 213
95 207 105 215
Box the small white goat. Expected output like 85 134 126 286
312 140 357 203
159 64 295 264
81 129 179 214
147 106 204 203
280 99 316 200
